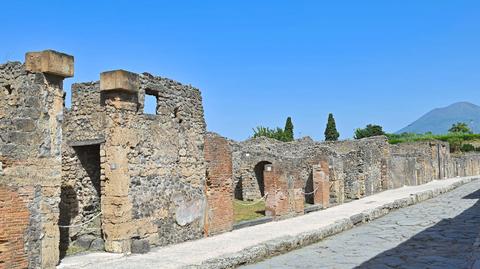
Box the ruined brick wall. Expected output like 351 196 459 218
232 135 480 214
231 136 389 204
204 132 234 235
0 186 33 269
0 52 69 268
231 137 334 202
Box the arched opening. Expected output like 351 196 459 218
233 161 271 224
254 161 271 198
304 171 314 205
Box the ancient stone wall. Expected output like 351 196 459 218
451 153 480 177
327 137 391 201
231 137 334 202
60 70 207 253
0 50 72 268
231 136 480 210
389 141 450 188
4 49 480 267
231 136 390 204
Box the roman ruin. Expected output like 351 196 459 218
1 50 480 268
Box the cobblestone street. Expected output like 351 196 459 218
242 179 480 269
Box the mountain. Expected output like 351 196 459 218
396 102 480 134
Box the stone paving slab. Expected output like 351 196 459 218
57 176 478 269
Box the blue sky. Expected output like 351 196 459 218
2 1 480 140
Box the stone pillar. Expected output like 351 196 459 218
313 161 329 208
100 70 140 253
380 158 389 191
264 164 276 217
24 50 73 268
204 133 234 236
264 164 289 219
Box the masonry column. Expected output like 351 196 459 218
204 133 234 236
313 160 330 208
264 164 276 217
24 50 73 268
264 164 290 219
100 70 140 253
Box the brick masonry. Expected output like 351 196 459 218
0 186 31 269
204 133 234 235
313 161 329 208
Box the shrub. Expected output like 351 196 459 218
461 143 475 152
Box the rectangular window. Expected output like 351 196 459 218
144 93 158 115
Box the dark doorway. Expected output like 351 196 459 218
234 179 243 200
254 161 271 198
305 171 314 205
59 144 101 258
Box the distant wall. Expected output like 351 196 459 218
231 136 480 214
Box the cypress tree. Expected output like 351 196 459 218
324 113 340 141
284 117 294 142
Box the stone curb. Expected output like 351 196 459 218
188 177 477 269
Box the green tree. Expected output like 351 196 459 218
324 113 340 141
284 117 294 142
354 124 385 139
448 122 472 134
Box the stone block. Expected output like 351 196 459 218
90 238 105 251
74 234 96 249
25 50 74 78
100 70 139 92
131 238 150 254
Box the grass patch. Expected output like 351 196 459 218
233 199 265 223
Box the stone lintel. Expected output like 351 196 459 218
68 138 106 147
100 70 140 92
25 50 74 78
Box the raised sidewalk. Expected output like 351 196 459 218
58 176 478 269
